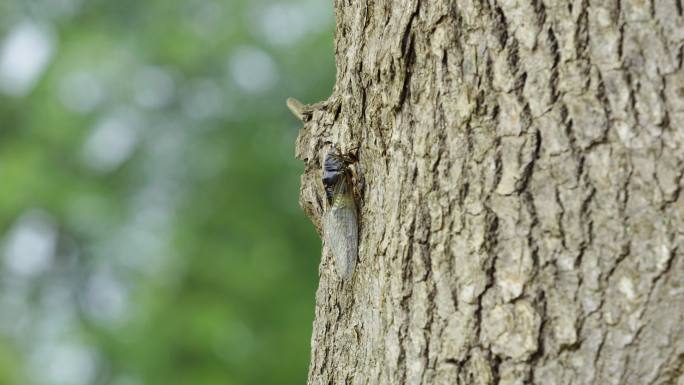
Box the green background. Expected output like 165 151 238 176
0 1 333 384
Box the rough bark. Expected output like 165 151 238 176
295 0 684 384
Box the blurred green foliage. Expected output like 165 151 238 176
0 1 334 384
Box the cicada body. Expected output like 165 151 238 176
322 152 358 280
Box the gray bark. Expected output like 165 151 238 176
295 0 684 384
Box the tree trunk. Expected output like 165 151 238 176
294 0 684 384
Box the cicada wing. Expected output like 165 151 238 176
323 202 358 280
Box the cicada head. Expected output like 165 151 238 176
322 152 350 206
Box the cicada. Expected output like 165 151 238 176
322 152 358 280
